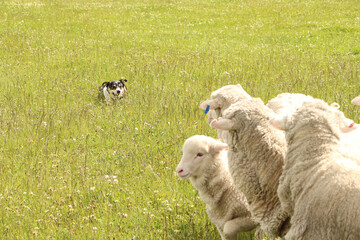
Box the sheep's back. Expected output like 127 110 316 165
290 155 360 239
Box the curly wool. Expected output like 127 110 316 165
266 93 316 116
277 101 360 240
219 98 289 238
267 93 360 164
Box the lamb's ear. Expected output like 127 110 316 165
236 84 252 99
330 102 340 109
211 141 228 154
200 99 220 110
351 96 360 106
339 118 358 133
210 118 235 130
269 114 289 130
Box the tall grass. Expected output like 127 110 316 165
0 0 359 239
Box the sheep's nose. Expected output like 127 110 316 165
177 169 183 174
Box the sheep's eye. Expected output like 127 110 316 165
196 153 204 157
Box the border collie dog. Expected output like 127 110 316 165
99 79 127 104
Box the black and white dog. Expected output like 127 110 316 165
98 79 128 104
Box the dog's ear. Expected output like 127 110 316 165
120 79 128 83
102 81 110 87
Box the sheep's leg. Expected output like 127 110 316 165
253 227 265 240
217 227 227 240
284 216 307 240
223 217 258 240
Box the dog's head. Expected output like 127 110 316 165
102 79 127 100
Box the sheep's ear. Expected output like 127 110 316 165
236 84 252 99
211 141 228 154
330 102 340 109
339 118 358 133
210 118 235 130
269 114 289 130
351 96 360 106
200 99 220 110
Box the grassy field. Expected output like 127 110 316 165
0 0 359 239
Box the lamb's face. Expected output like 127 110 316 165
200 97 225 124
210 98 267 131
207 108 221 124
210 85 251 104
176 135 228 179
199 84 252 124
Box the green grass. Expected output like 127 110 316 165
0 0 359 239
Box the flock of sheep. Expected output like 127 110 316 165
176 84 360 240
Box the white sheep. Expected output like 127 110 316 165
270 100 360 240
176 135 259 240
266 93 316 116
268 92 360 163
199 85 252 140
267 92 357 128
209 98 290 239
199 85 252 142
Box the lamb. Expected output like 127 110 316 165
199 85 252 140
200 84 252 121
270 100 360 240
209 98 290 239
266 93 316 116
176 135 259 240
268 92 360 163
267 92 357 126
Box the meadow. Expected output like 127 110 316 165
0 0 359 239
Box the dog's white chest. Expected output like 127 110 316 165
103 87 112 103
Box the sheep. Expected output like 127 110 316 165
176 135 259 240
270 100 360 240
199 84 252 120
200 85 252 140
351 96 360 106
209 98 290 239
268 93 360 163
266 93 317 116
267 92 357 127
